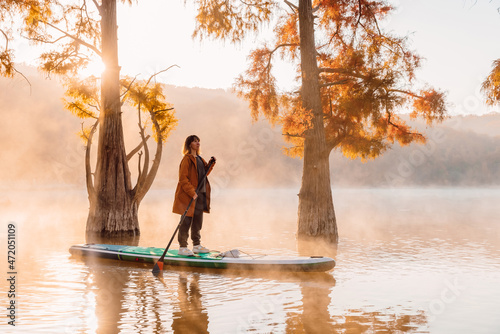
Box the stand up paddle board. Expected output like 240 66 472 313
69 244 335 272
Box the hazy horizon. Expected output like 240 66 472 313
1 65 499 192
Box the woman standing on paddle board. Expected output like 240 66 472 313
173 135 216 256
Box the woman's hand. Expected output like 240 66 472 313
193 193 198 200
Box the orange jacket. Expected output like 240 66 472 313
172 154 214 217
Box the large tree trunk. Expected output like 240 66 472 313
86 0 139 235
297 0 338 243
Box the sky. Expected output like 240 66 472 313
14 0 500 116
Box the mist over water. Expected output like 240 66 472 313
1 187 499 333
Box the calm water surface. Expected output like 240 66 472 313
1 188 499 333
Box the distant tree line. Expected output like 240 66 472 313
329 126 500 187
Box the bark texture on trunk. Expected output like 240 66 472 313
86 0 139 235
297 0 338 243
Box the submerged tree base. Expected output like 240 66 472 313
86 198 141 236
297 234 338 258
297 186 339 246
297 230 338 244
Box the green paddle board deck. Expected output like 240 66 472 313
69 244 335 272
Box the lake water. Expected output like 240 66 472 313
1 188 499 333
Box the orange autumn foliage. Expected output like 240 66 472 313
482 59 500 106
0 0 38 77
195 0 447 160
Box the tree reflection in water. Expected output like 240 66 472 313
83 257 128 334
286 276 428 333
81 258 427 333
333 309 428 333
293 238 428 332
83 234 140 334
171 272 209 333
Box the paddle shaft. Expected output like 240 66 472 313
155 158 215 267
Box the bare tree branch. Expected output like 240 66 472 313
151 107 175 115
134 109 164 203
39 19 102 57
317 22 342 51
71 103 98 119
81 122 87 140
282 132 304 138
263 43 299 80
240 0 266 8
87 103 100 112
319 67 368 80
365 2 382 35
387 111 425 138
79 1 101 44
388 88 424 99
120 75 138 99
24 34 68 45
145 64 180 86
13 68 32 95
1 29 32 91
320 79 351 88
356 0 363 27
126 135 150 161
0 28 9 51
284 0 298 12
137 151 143 181
270 43 299 55
91 0 102 15
134 104 150 191
85 119 99 198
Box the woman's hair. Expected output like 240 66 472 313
182 135 200 155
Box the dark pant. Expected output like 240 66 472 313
178 193 206 248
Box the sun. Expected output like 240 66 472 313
80 59 105 78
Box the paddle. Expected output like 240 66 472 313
152 156 215 275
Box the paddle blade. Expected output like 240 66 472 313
152 260 163 275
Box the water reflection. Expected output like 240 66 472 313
81 234 141 333
286 280 428 333
329 309 428 333
6 188 499 333
83 257 130 334
281 273 335 332
76 249 432 333
171 272 209 333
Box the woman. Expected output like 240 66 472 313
172 135 216 256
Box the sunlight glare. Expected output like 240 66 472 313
87 290 98 334
81 59 105 78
